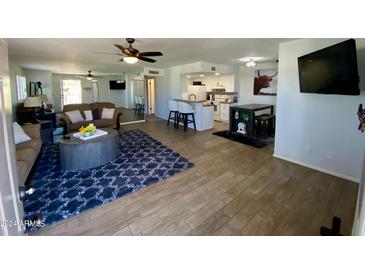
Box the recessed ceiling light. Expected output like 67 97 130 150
245 59 257 68
215 72 220 76
200 74 204 77
186 75 191 78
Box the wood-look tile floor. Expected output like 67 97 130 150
31 117 358 236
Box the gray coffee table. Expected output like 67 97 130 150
59 128 119 170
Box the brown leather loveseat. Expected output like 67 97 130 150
60 102 122 134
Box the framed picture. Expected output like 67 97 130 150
253 68 278 96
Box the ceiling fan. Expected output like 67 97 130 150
95 38 163 64
75 71 103 81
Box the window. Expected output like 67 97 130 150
16 75 27 101
61 80 82 109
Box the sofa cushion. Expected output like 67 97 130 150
63 104 92 119
65 110 85 123
16 138 42 153
92 108 100 120
101 108 115 119
92 102 115 111
93 119 114 128
16 148 37 167
17 160 27 185
84 110 93 121
70 121 92 131
13 122 31 144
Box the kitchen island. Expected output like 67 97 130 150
173 99 214 131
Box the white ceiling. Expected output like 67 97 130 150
8 38 293 75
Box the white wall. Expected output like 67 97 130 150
239 62 278 106
0 39 24 235
24 69 54 105
8 61 25 120
274 38 365 182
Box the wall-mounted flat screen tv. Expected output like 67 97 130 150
298 39 360 95
109 80 126 90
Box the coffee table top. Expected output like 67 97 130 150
60 128 118 145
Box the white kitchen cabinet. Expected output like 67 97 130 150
220 103 237 122
220 103 230 122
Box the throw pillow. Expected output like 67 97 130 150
13 122 31 144
92 108 100 120
65 110 85 123
101 108 115 119
84 110 93 121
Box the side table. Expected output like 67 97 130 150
38 120 53 144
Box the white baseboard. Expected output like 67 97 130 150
155 114 167 121
120 120 146 125
273 154 360 183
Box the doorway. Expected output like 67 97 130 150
146 78 156 115
119 78 146 125
61 79 82 109
92 81 99 103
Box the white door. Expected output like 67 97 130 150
0 39 24 236
92 81 99 103
353 150 365 235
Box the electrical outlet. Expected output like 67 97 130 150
326 152 334 160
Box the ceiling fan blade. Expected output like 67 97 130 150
93 76 104 78
136 56 156 63
114 44 131 55
75 75 86 78
138 51 163 57
93 51 122 55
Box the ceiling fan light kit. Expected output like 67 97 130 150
95 38 163 64
76 70 104 81
123 56 139 64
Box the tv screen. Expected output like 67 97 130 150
109 80 126 90
298 39 360 95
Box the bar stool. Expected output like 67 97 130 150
167 100 179 128
134 96 140 113
139 96 145 113
255 114 275 138
177 101 196 132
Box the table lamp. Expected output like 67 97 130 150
24 96 42 123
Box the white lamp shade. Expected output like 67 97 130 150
38 94 48 102
24 96 42 108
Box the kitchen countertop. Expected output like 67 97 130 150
173 99 214 107
206 91 238 95
173 99 207 103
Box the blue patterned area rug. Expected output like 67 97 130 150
23 129 193 232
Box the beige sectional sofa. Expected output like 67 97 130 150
16 124 42 186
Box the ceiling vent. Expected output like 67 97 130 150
148 70 160 75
